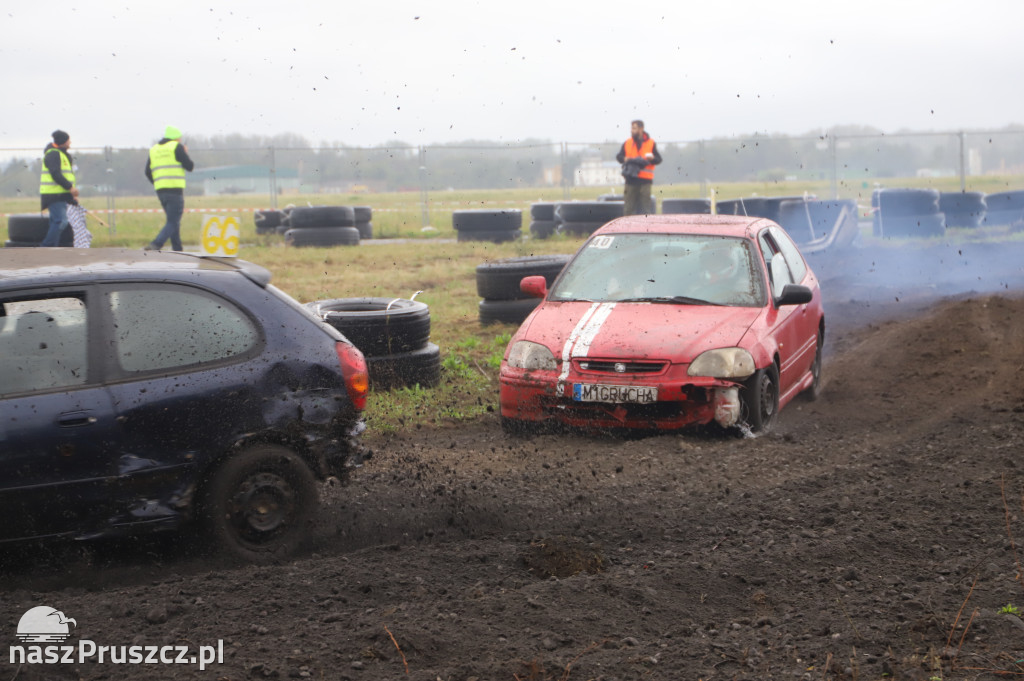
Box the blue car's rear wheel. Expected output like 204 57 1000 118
203 445 318 563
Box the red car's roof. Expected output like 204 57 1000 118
595 214 769 238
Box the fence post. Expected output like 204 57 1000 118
699 139 706 198
561 142 570 200
958 131 966 192
268 146 278 210
419 145 429 231
830 134 838 199
104 146 116 234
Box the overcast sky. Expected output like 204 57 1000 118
3 0 1022 152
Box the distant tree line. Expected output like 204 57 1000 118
3 125 1023 198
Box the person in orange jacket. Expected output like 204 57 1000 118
616 119 662 216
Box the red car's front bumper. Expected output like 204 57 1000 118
499 368 741 431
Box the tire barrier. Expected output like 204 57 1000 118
982 190 1024 227
5 214 72 246
554 201 623 224
479 298 543 325
529 220 558 239
872 189 945 238
289 205 356 228
715 196 809 223
662 198 712 215
353 206 373 239
476 254 571 325
939 191 986 229
452 209 523 242
308 297 440 390
284 226 361 247
777 199 859 253
529 202 558 222
556 220 606 237
253 209 285 234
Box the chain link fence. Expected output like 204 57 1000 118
4 129 1023 224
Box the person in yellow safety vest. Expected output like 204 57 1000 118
39 130 80 247
144 125 195 251
615 119 662 217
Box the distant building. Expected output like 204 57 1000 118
575 158 622 187
191 165 300 195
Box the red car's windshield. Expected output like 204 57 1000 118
549 233 767 307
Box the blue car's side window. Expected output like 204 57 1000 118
108 287 258 373
0 298 88 395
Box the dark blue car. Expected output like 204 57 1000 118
0 248 369 562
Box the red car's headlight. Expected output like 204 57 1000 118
688 348 755 378
506 341 558 371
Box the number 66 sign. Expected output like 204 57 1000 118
201 216 240 257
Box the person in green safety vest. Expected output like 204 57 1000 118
143 125 195 251
39 130 80 247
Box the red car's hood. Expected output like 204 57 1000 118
519 301 761 362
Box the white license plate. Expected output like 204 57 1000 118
572 383 658 403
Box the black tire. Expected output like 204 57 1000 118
662 198 711 215
7 214 52 242
984 190 1024 210
871 188 941 217
367 342 441 390
983 209 1024 227
201 444 319 564
285 226 361 247
802 329 823 402
352 206 373 223
308 297 431 356
452 209 522 232
289 206 356 228
530 202 558 221
529 220 558 239
254 209 285 233
275 223 291 235
456 229 522 243
5 240 41 248
557 221 606 237
777 199 858 245
938 192 986 229
479 298 541 325
741 364 780 433
873 213 945 238
4 222 72 246
716 197 768 217
476 255 571 300
355 221 373 239
554 201 623 223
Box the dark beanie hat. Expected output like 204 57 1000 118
52 130 69 145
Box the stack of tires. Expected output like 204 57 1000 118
554 201 623 237
5 214 72 247
353 206 373 239
254 209 286 235
662 198 711 215
283 206 361 247
939 191 986 229
308 297 440 390
452 209 522 242
715 196 809 223
529 202 559 239
982 190 1024 228
776 199 859 249
476 255 572 325
871 189 945 238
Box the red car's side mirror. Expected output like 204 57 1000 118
520 276 548 299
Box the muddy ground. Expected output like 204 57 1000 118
3 236 1024 681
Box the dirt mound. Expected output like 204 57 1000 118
3 293 1024 681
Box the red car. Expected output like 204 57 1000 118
499 214 824 434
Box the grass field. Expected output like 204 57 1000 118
4 178 1021 436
